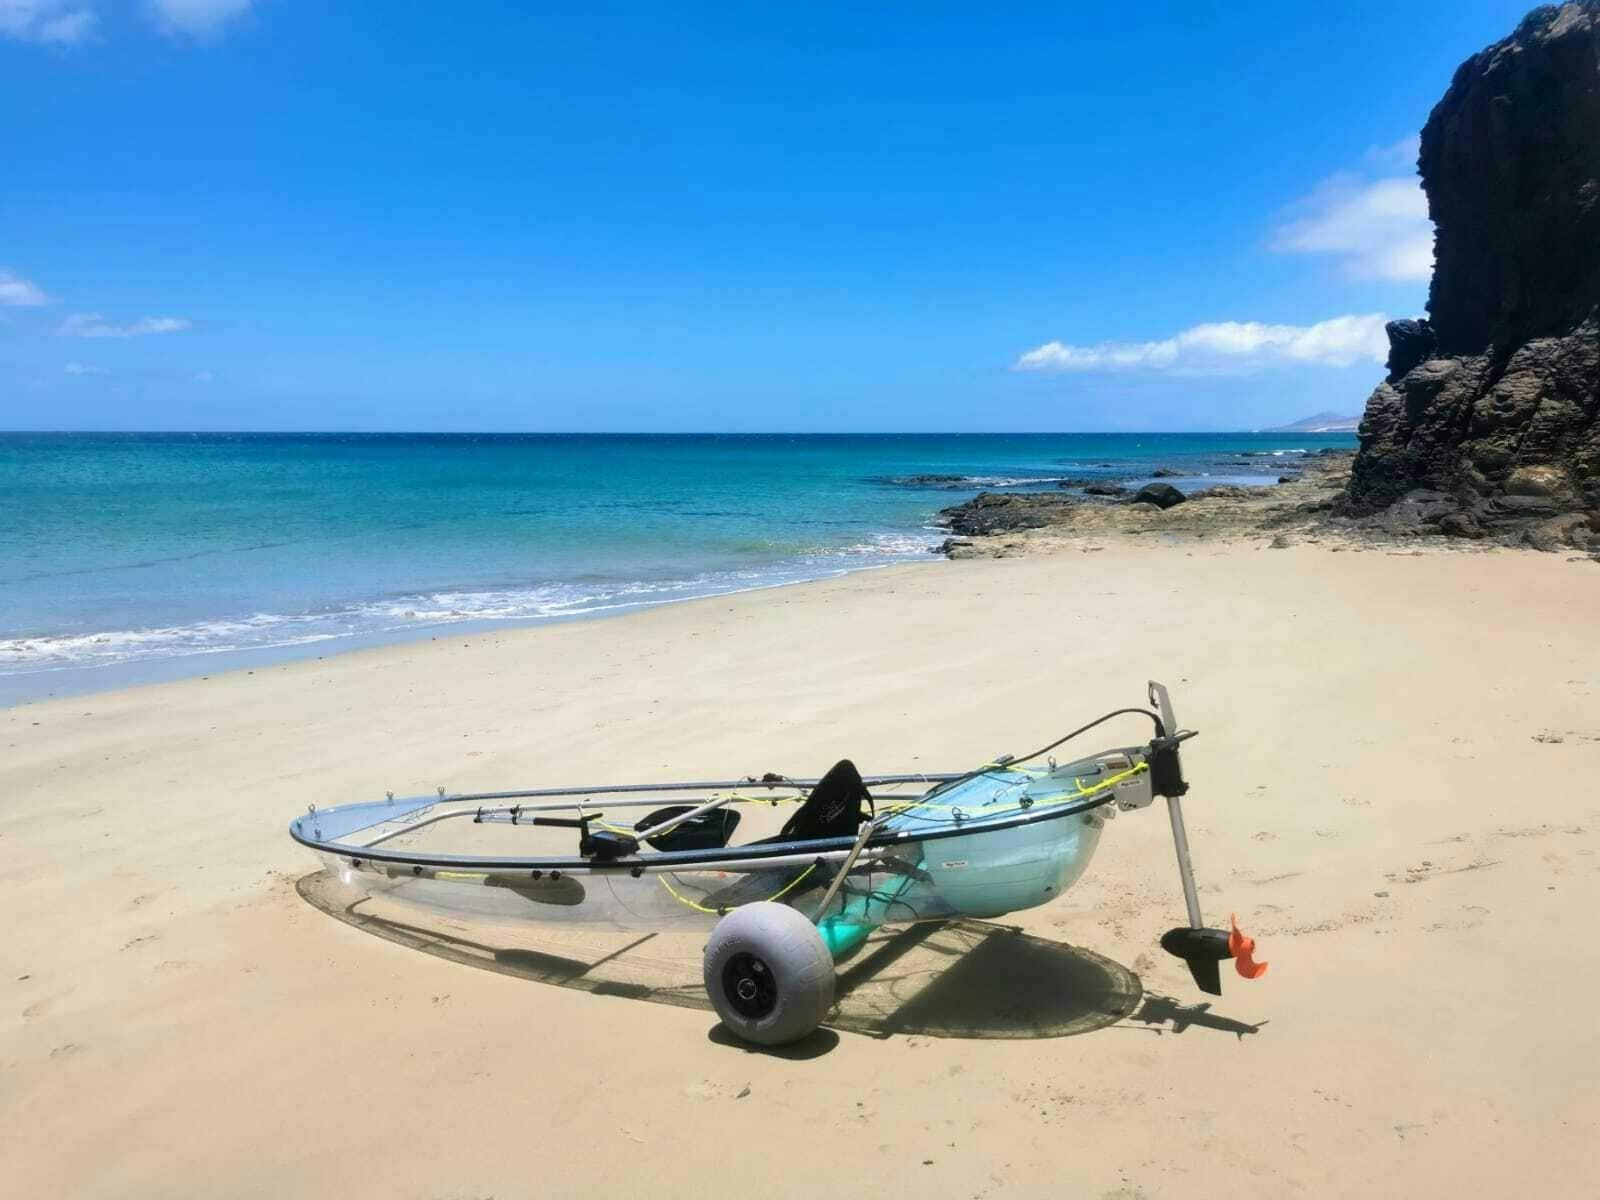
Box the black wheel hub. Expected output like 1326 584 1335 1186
722 952 778 1019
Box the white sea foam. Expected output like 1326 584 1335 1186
963 474 1072 488
834 531 947 556
0 533 941 674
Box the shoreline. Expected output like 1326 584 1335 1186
935 449 1600 559
0 555 941 710
933 449 1357 555
1 431 1355 709
12 442 1595 711
1 558 940 718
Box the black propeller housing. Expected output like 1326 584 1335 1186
1160 926 1232 995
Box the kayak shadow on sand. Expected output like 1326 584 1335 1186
296 869 1143 1042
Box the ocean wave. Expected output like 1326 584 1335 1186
0 616 347 669
0 533 941 673
831 531 947 556
870 473 1077 490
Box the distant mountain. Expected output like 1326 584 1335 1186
1263 411 1361 433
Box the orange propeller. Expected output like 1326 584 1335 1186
1229 913 1268 980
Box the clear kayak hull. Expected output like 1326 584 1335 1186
292 749 1150 937
287 685 1258 1031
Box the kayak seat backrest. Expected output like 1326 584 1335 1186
773 759 873 843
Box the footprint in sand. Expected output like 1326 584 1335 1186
1249 871 1300 886
1388 856 1500 884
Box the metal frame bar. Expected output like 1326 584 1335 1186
1148 680 1205 930
809 814 886 920
1166 798 1205 930
294 701 1180 883
444 772 961 804
294 785 1124 874
353 783 940 851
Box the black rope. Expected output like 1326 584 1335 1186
1009 706 1166 766
921 706 1165 804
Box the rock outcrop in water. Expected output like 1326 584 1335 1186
935 491 1083 537
1345 3 1600 550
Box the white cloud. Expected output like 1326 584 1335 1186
4 0 257 43
1014 313 1390 374
59 312 193 338
1271 139 1433 281
1363 135 1420 171
148 0 252 37
64 361 110 375
0 1 97 44
0 269 51 306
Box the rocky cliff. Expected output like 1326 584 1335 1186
1345 3 1600 549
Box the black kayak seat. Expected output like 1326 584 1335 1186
774 759 874 842
636 805 743 852
640 759 873 852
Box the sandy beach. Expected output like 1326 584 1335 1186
5 540 1599 1197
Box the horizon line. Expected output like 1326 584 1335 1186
0 427 1360 437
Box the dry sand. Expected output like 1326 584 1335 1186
4 541 1599 1197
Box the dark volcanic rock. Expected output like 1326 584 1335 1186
872 473 970 489
1437 511 1484 539
936 492 1080 537
1082 482 1128 496
1384 318 1436 382
1151 468 1186 478
1425 5 1600 354
1346 3 1600 549
1133 483 1186 509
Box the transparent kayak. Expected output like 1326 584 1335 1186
291 685 1263 1029
290 747 1156 955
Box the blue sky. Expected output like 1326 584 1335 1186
1 0 1534 431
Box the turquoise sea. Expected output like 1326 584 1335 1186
0 432 1354 705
